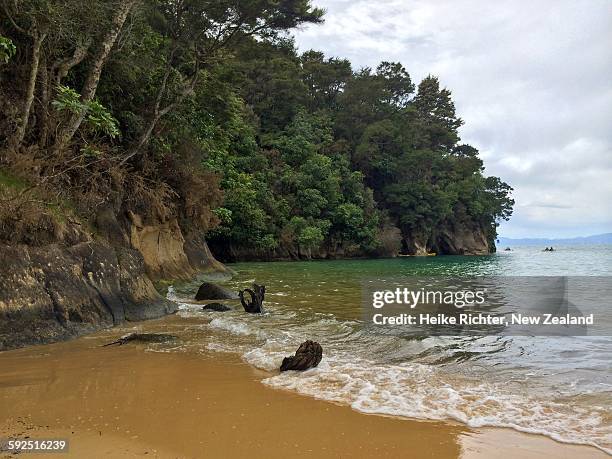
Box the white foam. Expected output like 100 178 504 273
206 342 236 353
166 284 612 453
166 285 202 317
242 348 284 371
260 355 612 454
166 285 177 300
208 317 253 336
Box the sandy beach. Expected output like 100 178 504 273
0 330 607 459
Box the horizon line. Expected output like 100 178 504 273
498 232 612 241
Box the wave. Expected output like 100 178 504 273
166 286 612 454
260 356 611 454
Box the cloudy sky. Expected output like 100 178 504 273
293 0 612 238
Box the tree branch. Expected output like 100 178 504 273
2 2 26 35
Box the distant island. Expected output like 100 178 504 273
498 233 612 246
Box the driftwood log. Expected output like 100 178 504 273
102 332 177 347
280 340 323 371
239 283 265 313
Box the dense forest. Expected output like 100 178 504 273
0 0 513 261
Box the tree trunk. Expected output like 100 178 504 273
52 41 90 88
53 0 136 152
41 43 91 148
11 32 45 148
121 64 198 165
128 57 172 160
38 55 50 148
128 111 161 160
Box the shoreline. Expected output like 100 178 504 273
0 330 608 458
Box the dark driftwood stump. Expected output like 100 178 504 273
102 332 177 347
239 283 265 313
280 340 323 371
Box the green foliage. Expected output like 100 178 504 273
298 225 325 249
300 50 352 111
213 207 233 226
0 36 16 63
86 100 120 138
52 85 120 138
0 0 513 256
51 85 85 114
413 76 463 149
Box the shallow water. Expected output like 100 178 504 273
165 245 612 454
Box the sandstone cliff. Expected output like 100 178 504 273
402 221 492 256
0 211 229 351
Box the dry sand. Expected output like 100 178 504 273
0 334 608 458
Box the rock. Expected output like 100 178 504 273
401 221 492 256
184 232 233 275
0 208 230 351
280 340 323 372
127 212 193 280
239 283 265 313
103 332 177 346
434 221 491 255
195 282 237 300
402 232 429 256
0 241 177 351
202 303 231 312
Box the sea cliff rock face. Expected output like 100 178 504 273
209 223 404 262
0 240 176 350
0 211 229 351
402 222 491 256
433 221 492 255
402 232 429 256
209 240 371 262
127 215 233 279
211 220 491 261
127 212 193 279
184 232 230 274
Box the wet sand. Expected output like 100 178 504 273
0 333 607 458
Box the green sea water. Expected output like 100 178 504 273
165 245 612 453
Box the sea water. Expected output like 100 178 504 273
166 245 612 453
